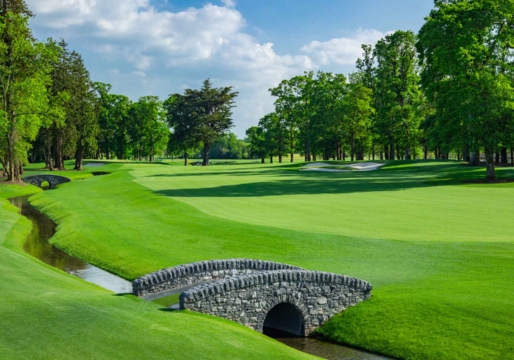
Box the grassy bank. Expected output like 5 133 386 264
28 160 514 359
0 181 315 359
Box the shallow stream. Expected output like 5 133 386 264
10 194 389 360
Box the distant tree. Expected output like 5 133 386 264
164 93 200 166
129 96 169 162
374 30 423 160
343 81 374 161
193 79 238 166
246 126 267 163
165 79 238 166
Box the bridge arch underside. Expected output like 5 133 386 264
180 270 372 336
263 301 305 337
23 175 70 189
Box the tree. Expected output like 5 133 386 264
129 96 169 162
374 30 423 160
164 93 199 166
0 6 52 181
246 126 267 163
165 79 238 166
193 79 238 166
417 0 514 180
342 81 374 161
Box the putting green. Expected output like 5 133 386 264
21 160 514 359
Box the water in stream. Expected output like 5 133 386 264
10 194 389 360
9 196 132 294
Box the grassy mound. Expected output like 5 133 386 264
27 160 514 359
0 182 315 359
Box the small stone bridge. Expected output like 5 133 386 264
23 174 70 189
133 259 372 336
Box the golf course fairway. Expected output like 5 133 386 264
2 160 513 359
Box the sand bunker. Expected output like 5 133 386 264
301 162 385 172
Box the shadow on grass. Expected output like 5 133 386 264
151 162 514 198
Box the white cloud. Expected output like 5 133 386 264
26 0 390 136
301 29 388 65
221 0 236 8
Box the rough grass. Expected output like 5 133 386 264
27 160 514 359
0 183 315 359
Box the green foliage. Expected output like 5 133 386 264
417 0 514 180
165 79 238 166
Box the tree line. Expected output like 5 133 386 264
0 0 243 182
246 0 514 181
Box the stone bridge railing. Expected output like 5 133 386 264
132 259 303 298
23 174 71 189
180 270 372 336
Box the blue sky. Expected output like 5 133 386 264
27 0 434 137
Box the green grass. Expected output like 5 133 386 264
21 160 514 359
0 180 315 359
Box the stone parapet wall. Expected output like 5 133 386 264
180 270 372 336
133 259 303 297
23 175 70 189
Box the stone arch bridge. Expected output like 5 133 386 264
23 174 70 189
133 259 372 336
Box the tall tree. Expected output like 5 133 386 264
417 0 514 180
246 126 267 163
164 93 199 166
194 79 238 166
0 5 53 181
342 81 374 161
374 30 423 160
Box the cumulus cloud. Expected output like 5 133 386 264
221 0 237 8
301 29 388 65
26 0 390 135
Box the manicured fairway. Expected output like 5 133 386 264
0 179 315 359
23 161 514 359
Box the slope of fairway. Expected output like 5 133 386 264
0 184 316 359
133 160 514 242
28 161 514 359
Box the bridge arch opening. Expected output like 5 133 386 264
263 303 304 337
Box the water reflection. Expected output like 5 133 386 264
10 196 132 294
275 337 389 360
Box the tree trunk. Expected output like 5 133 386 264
495 152 500 164
279 153 283 163
261 157 265 164
305 137 311 162
350 133 355 162
470 151 479 166
405 147 411 160
270 155 273 164
389 142 395 161
74 142 84 171
511 147 513 165
183 151 188 166
53 137 65 171
501 147 507 164
202 142 210 166
485 149 496 181
424 144 428 160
